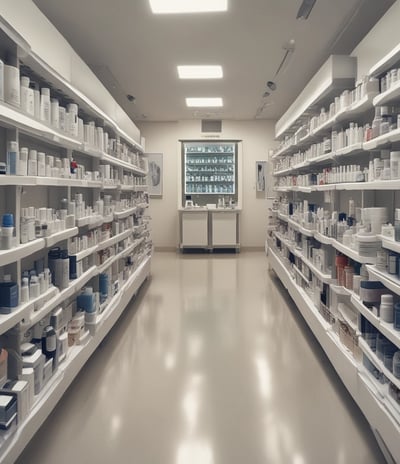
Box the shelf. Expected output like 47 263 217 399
314 231 333 245
369 43 400 78
374 81 400 107
351 293 400 350
366 265 400 296
359 338 400 391
378 236 400 254
0 239 45 267
97 229 132 251
101 153 147 176
70 245 98 262
0 102 81 150
97 239 141 274
45 228 79 248
0 256 150 464
76 215 103 229
332 238 376 264
114 207 138 220
363 127 400 151
335 143 364 158
335 180 400 191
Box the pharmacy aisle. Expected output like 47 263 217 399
17 252 384 464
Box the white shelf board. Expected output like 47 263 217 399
97 229 132 251
314 231 333 245
101 153 147 176
363 127 400 151
70 245 98 262
0 102 81 150
351 293 400 350
335 143 363 158
302 256 334 283
36 177 102 188
277 212 289 222
0 239 44 267
366 265 400 296
369 43 400 78
374 81 400 107
378 236 400 254
332 239 376 264
0 176 37 186
336 180 400 191
336 92 378 122
359 338 400 391
114 206 138 220
45 228 78 248
0 256 151 464
76 215 103 229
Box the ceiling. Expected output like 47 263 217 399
33 0 394 123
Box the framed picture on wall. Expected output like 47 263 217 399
148 153 163 197
256 160 266 192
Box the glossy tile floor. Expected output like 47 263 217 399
17 251 385 464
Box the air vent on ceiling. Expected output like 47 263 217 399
201 119 222 133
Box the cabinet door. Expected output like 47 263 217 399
211 212 238 246
182 212 208 246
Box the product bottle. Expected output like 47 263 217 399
29 275 40 299
67 103 79 138
99 273 109 304
388 252 398 275
394 303 400 330
42 325 57 368
48 248 61 286
50 98 59 129
60 249 70 289
380 294 394 323
20 76 31 113
1 213 14 250
393 351 400 378
27 149 38 176
4 64 20 107
32 83 40 119
0 58 4 101
40 88 51 124
18 147 28 176
21 278 29 303
6 141 18 176
37 152 46 177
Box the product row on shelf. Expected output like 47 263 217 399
269 46 400 463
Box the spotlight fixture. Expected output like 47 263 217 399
263 91 270 98
127 94 135 103
267 81 277 91
296 0 317 20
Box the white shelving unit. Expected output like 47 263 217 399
269 47 400 464
0 14 153 464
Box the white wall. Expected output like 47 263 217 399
138 120 276 249
351 0 400 78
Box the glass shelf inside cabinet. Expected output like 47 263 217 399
184 142 236 195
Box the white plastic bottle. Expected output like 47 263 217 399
0 59 4 101
21 278 29 303
28 149 38 177
20 76 30 113
33 84 40 119
51 98 59 129
18 147 28 176
6 141 18 176
4 64 20 107
37 152 46 177
40 88 51 124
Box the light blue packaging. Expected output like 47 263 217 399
6 141 18 176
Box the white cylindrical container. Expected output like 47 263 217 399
4 65 20 107
390 151 400 180
18 147 28 176
60 249 70 289
59 107 66 132
20 76 32 113
33 86 40 119
0 59 4 101
50 98 59 129
29 276 40 300
28 150 38 177
6 141 18 176
67 103 78 138
37 152 46 177
21 278 29 303
380 294 394 323
40 88 51 124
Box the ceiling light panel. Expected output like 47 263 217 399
178 65 223 79
186 98 223 107
150 0 228 14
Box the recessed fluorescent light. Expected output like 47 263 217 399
186 98 223 107
178 65 223 79
149 0 228 14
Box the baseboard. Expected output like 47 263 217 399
240 246 265 251
154 246 178 252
